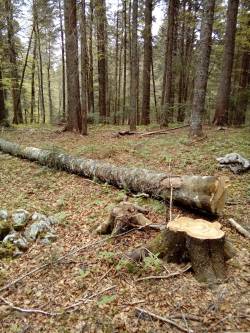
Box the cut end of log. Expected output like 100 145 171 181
210 177 227 215
168 217 224 240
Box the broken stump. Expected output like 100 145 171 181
95 201 150 236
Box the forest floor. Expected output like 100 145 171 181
0 124 249 333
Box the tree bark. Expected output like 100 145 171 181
58 0 66 121
233 48 250 125
88 0 95 115
141 0 153 125
30 24 37 124
95 0 108 123
64 0 82 133
80 0 88 135
160 0 178 127
36 20 45 124
128 217 235 284
47 36 53 124
122 0 127 123
0 65 8 126
130 0 138 131
0 138 226 215
5 0 23 124
213 0 239 126
189 0 215 137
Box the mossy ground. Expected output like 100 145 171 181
0 125 249 332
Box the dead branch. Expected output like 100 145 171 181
0 296 60 316
139 125 189 137
227 218 250 238
135 307 192 333
0 285 116 316
136 263 192 282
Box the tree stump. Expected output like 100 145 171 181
128 217 235 284
95 201 150 236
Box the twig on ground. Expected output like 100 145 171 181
0 224 150 294
0 285 116 316
139 125 189 137
136 263 191 282
121 299 146 306
64 285 116 311
227 218 250 238
0 296 60 316
135 307 192 333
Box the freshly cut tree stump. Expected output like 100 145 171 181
95 201 150 236
128 217 235 284
0 138 226 214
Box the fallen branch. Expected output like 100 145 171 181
227 218 250 238
135 307 192 333
136 263 191 282
0 285 116 316
139 125 189 137
0 296 60 316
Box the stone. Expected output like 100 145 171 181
0 209 8 220
0 220 11 240
40 232 57 245
12 209 30 230
3 231 29 252
24 219 52 241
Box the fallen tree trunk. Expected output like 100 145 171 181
0 138 226 214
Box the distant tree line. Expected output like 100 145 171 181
0 0 249 137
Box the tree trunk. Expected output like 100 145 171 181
233 48 250 125
122 0 127 124
58 0 66 121
114 8 120 124
130 0 138 131
80 0 88 135
0 65 8 126
160 0 178 127
30 26 37 124
5 0 23 124
64 0 82 132
141 0 153 125
95 0 108 123
0 138 226 215
88 0 95 115
47 37 53 124
36 21 45 124
189 0 215 137
213 0 239 126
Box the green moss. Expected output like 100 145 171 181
0 220 11 240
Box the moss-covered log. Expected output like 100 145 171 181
128 217 236 284
0 138 226 214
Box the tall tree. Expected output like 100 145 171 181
95 0 108 122
88 0 95 114
213 0 239 126
129 0 138 131
122 0 127 122
141 0 153 125
30 31 37 123
58 0 66 121
189 0 216 137
161 0 178 127
5 0 23 124
0 64 8 126
64 0 83 133
80 0 88 135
